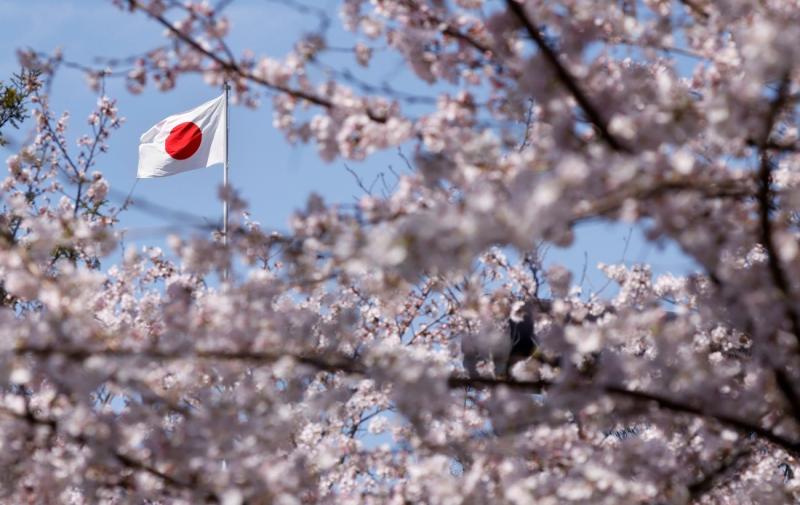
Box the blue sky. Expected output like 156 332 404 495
0 0 696 288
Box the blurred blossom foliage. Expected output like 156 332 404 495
3 0 800 503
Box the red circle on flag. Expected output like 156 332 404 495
165 122 202 160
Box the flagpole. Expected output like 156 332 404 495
223 80 230 280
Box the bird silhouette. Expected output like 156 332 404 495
461 299 542 379
505 301 537 377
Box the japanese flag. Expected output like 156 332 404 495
137 94 226 178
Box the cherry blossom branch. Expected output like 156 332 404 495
687 448 754 500
406 309 449 346
504 0 630 152
448 375 800 457
127 0 389 122
308 59 437 105
602 385 799 457
609 39 708 61
33 91 83 181
447 375 549 392
750 73 800 426
756 75 800 349
400 0 492 56
75 80 112 216
14 345 368 376
569 175 756 225
396 281 433 341
263 0 331 34
0 404 221 502
31 50 134 78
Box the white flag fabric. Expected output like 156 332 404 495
137 94 226 178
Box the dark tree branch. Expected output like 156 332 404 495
678 0 710 20
16 344 800 456
447 376 549 392
753 72 800 426
687 448 753 500
0 405 220 503
128 0 389 123
756 75 800 348
504 0 630 153
568 174 757 226
450 374 800 457
14 345 368 376
603 385 800 457
401 0 493 55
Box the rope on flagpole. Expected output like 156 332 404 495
223 80 230 281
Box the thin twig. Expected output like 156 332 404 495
504 0 630 152
128 0 388 123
